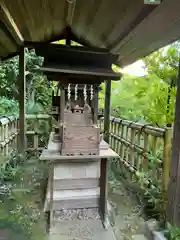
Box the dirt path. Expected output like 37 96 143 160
109 181 148 240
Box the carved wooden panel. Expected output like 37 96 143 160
61 125 100 155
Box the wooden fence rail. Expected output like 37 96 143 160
0 116 19 157
100 117 172 191
26 114 52 154
0 115 52 157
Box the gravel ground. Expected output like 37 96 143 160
109 181 147 240
52 182 147 240
54 208 100 221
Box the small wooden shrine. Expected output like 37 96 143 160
36 44 120 156
37 43 121 234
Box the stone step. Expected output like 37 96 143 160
45 188 100 211
53 161 100 180
53 178 99 190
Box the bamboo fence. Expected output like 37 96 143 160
0 115 52 157
0 114 172 191
100 117 172 191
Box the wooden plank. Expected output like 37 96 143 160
19 47 26 152
104 80 111 143
99 158 108 228
40 147 119 161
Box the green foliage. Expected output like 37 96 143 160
168 223 180 239
99 43 179 127
0 57 19 99
0 152 48 239
0 97 19 116
144 43 179 85
0 49 52 116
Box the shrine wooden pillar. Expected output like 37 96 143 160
167 57 180 226
60 85 65 123
104 80 111 143
93 85 99 124
100 80 111 228
19 47 26 153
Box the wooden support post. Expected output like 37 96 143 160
163 128 172 191
167 58 180 226
19 48 26 153
93 85 98 124
60 86 65 123
49 162 54 228
59 85 65 145
99 158 108 229
104 80 111 143
65 26 71 46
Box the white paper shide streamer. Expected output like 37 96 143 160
75 84 78 100
90 85 93 100
84 84 87 103
68 83 71 100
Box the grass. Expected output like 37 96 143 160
0 151 49 239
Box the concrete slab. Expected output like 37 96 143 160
53 178 99 190
132 234 148 240
44 188 100 211
50 219 117 240
54 161 100 179
46 188 100 200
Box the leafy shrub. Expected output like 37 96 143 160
0 97 18 116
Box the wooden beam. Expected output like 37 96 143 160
107 5 157 51
0 19 18 49
19 47 26 153
24 36 109 54
0 4 23 45
167 57 180 226
104 80 111 143
1 50 20 61
66 0 76 26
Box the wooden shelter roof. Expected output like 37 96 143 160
0 0 180 66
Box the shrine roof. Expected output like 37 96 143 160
0 0 180 66
34 65 121 81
